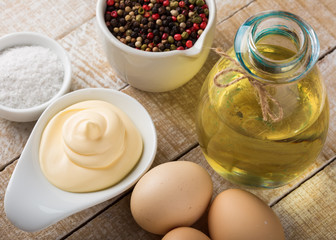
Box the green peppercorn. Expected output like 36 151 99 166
168 36 174 44
126 29 132 36
192 16 203 24
170 1 179 8
189 0 196 4
177 14 186 23
141 44 148 50
138 7 144 15
170 44 177 50
196 0 205 6
136 14 143 22
204 8 209 16
181 31 189 39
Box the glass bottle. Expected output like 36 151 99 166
196 11 329 188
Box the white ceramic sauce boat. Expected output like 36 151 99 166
4 88 157 232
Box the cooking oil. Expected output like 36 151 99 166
196 46 329 188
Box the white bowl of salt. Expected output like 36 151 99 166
0 32 72 122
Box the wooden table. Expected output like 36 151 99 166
1 0 336 239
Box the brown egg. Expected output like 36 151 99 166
208 189 285 240
130 161 213 235
162 227 211 240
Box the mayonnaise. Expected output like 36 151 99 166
39 100 143 192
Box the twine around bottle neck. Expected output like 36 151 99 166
213 47 284 122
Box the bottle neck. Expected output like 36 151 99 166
234 11 319 84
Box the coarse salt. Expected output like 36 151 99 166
0 45 64 109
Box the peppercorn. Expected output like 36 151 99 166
136 14 143 22
168 35 174 43
186 40 193 48
104 0 209 52
174 33 182 41
203 8 209 16
163 0 169 7
181 31 189 39
200 21 206 29
141 44 148 50
196 0 204 6
192 15 202 24
177 14 186 23
158 7 166 15
107 0 115 6
138 7 145 14
153 36 161 43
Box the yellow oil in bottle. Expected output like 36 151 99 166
196 46 329 188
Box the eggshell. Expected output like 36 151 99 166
130 161 213 235
208 189 285 240
162 227 211 240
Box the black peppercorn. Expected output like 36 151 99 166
153 36 161 44
110 18 118 27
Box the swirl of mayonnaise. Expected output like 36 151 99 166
39 100 143 193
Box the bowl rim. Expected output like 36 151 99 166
96 0 217 58
0 32 72 121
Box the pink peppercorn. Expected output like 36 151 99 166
193 23 200 30
174 34 182 41
107 0 114 6
179 1 185 7
162 33 168 40
143 4 150 10
172 16 177 22
189 4 194 10
163 0 169 6
199 13 206 19
186 40 193 48
111 11 118 18
152 13 160 20
147 32 154 39
200 22 207 29
177 46 184 50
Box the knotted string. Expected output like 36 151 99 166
212 47 284 122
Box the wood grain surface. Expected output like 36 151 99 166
1 0 336 239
